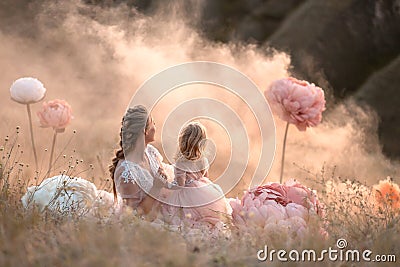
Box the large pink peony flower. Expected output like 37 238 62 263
10 77 46 104
266 77 326 131
230 179 323 237
285 179 321 213
37 99 73 132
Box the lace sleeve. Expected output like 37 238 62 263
146 144 163 162
146 144 164 177
116 161 154 195
114 165 142 203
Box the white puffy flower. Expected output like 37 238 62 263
10 77 46 104
21 175 120 217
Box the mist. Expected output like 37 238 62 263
0 0 397 196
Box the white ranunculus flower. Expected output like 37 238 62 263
10 77 46 104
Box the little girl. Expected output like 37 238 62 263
161 122 227 226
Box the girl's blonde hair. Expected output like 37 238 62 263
177 121 207 161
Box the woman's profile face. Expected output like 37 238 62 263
145 116 156 143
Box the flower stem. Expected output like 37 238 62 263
26 104 38 170
280 122 289 184
48 131 57 174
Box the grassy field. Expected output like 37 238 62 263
1 2 399 266
1 126 399 267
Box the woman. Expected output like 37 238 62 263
109 105 171 215
22 105 171 217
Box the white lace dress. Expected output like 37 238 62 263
114 144 173 209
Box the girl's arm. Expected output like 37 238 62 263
174 166 186 186
202 157 209 177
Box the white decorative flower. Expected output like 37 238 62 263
10 77 46 104
21 175 121 217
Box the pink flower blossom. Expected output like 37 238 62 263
285 179 321 214
230 179 324 238
37 99 73 132
265 77 326 131
253 182 291 206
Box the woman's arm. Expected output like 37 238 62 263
139 181 165 217
122 183 160 215
138 195 156 215
116 162 158 214
120 182 147 211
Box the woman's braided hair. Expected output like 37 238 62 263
109 105 149 201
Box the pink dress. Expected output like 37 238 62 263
161 157 228 226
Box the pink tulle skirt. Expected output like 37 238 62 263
160 177 228 226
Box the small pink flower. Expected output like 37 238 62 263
265 77 326 131
37 99 73 133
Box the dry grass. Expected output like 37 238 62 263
1 129 399 267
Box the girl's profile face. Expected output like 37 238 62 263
145 116 156 143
